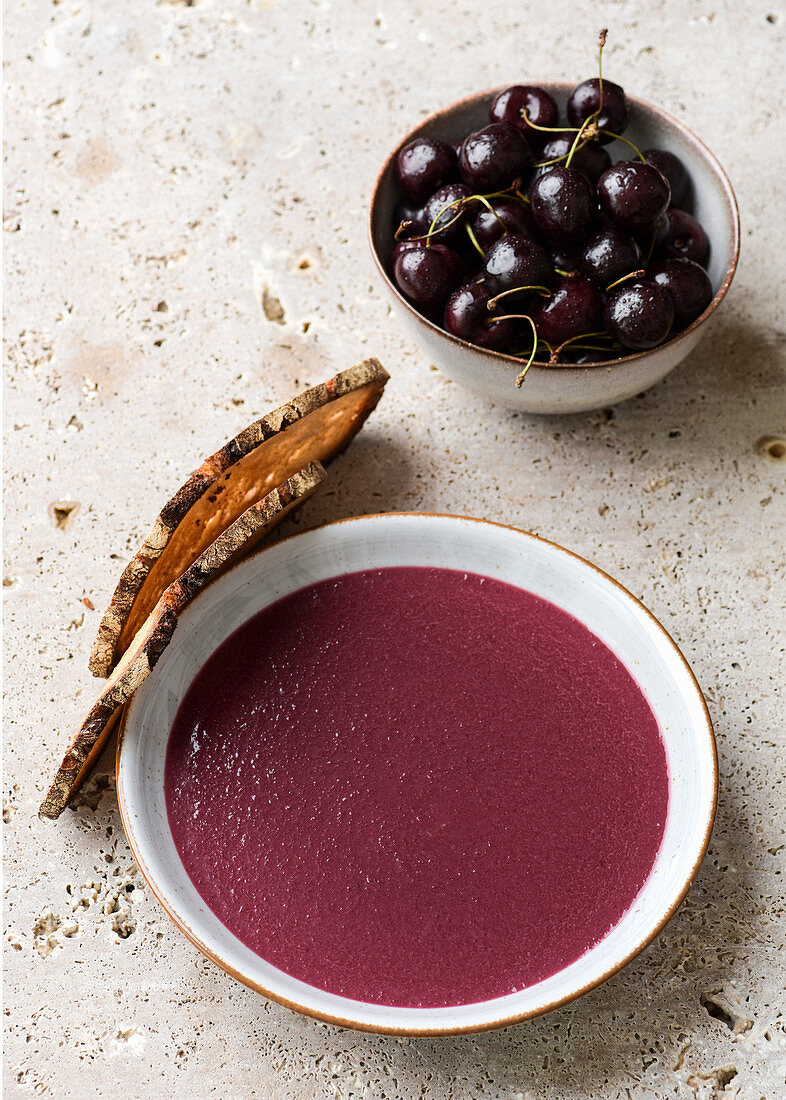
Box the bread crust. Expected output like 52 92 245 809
39 463 328 820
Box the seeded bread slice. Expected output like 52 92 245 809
89 358 389 678
40 463 327 820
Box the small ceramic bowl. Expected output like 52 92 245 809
369 85 740 414
117 513 717 1034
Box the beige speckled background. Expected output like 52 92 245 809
4 0 785 1096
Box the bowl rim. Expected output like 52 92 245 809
368 83 741 372
116 511 718 1035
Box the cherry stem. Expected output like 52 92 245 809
417 183 526 246
534 153 570 169
600 129 646 162
486 285 551 310
465 223 486 259
423 197 469 245
520 108 576 135
644 226 660 264
471 193 508 230
565 115 595 170
549 330 608 364
488 312 532 323
597 28 607 122
394 219 413 241
515 316 539 386
606 268 645 292
553 266 576 277
534 29 612 173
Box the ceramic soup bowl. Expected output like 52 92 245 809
117 513 717 1034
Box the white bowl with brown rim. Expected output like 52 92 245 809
116 513 717 1034
369 85 740 414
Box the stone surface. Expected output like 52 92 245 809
3 1 785 1097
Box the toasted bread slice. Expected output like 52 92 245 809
40 463 327 820
89 358 389 679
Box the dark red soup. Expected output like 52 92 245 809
165 567 668 1007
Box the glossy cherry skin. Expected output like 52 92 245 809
393 243 462 309
396 138 458 204
390 238 422 267
661 208 709 265
489 85 559 146
567 78 630 142
603 280 675 349
538 134 611 184
643 149 689 206
423 183 472 244
471 197 538 250
459 123 532 192
444 281 518 349
597 161 671 231
530 275 603 345
580 227 642 287
482 234 553 294
649 257 712 328
530 167 595 243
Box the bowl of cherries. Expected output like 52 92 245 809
369 34 739 414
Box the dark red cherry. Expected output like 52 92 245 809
482 234 553 294
530 167 595 243
459 123 532 192
423 183 472 244
567 78 630 142
649 257 713 328
597 161 671 231
603 280 675 349
580 227 642 287
390 239 422 267
634 211 669 256
396 138 458 205
643 149 689 206
393 243 462 309
489 85 559 147
530 275 603 345
471 197 537 250
551 244 584 273
538 134 611 184
661 208 710 265
394 200 428 238
444 282 517 350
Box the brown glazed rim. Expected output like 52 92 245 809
117 512 719 1036
368 84 741 371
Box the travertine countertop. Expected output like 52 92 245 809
4 1 785 1096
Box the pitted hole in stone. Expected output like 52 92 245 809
33 912 61 939
756 435 786 461
261 287 286 325
33 912 62 958
714 1066 738 1089
48 500 80 531
112 910 137 939
699 992 752 1033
